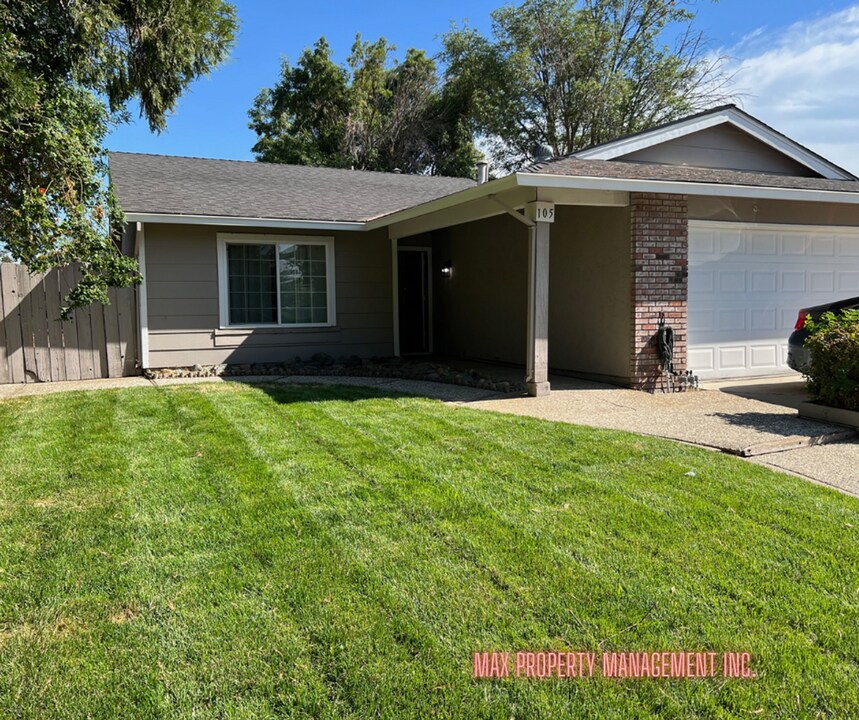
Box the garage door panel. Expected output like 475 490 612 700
718 346 746 371
750 308 777 330
838 271 859 292
688 309 714 333
782 236 807 255
748 232 778 254
780 308 797 330
719 271 746 293
840 237 859 255
751 271 777 293
750 345 779 368
811 236 836 255
689 269 714 293
718 308 746 331
780 271 806 292
718 232 743 254
689 222 859 379
809 272 834 292
689 347 715 372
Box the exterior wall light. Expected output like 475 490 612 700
441 261 453 278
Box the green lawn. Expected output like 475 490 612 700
0 382 857 719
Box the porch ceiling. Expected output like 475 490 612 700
383 183 628 240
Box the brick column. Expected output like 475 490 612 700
630 193 688 392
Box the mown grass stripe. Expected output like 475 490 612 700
0 383 857 718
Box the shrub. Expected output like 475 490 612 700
803 309 859 410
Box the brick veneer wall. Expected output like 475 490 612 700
630 193 689 392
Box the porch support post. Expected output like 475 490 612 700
390 234 400 357
526 220 551 396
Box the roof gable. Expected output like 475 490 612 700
571 105 856 181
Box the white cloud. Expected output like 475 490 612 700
724 5 859 174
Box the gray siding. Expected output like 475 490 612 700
425 207 632 381
624 124 818 176
431 214 529 364
144 224 393 367
548 205 632 382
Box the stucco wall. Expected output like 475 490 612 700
548 205 632 382
144 223 393 367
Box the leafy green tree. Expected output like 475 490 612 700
249 36 479 177
0 0 237 315
248 38 350 167
443 0 731 170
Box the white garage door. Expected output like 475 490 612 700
688 221 859 379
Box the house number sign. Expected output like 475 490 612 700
526 201 555 223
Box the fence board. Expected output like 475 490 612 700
117 283 137 376
0 263 139 384
88 291 107 379
70 268 96 380
58 267 82 381
44 270 67 381
0 267 8 384
0 265 25 383
104 287 123 378
15 266 40 382
29 270 52 381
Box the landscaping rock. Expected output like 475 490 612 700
145 358 527 394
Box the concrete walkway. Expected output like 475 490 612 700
1 372 856 497
466 376 859 497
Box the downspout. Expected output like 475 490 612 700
134 222 150 371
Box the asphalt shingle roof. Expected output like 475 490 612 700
109 152 475 223
521 157 859 194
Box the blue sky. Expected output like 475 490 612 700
107 0 859 172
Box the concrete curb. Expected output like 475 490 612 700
727 430 857 458
797 401 859 430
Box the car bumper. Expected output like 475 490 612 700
787 343 811 372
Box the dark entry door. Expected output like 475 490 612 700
398 248 431 355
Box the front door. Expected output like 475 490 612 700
398 248 431 355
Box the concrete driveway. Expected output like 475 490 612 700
467 375 859 497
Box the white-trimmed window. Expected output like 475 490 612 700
217 234 336 328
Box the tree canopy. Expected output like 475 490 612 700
0 0 237 315
248 36 480 177
442 0 731 170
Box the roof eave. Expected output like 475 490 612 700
125 172 859 235
124 212 367 232
517 172 859 204
363 174 520 231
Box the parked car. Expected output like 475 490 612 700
787 295 859 372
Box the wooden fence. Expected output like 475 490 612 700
0 263 138 384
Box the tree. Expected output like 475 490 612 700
248 38 350 168
0 1 237 316
443 0 731 170
249 36 479 177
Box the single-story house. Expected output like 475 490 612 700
110 105 859 396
